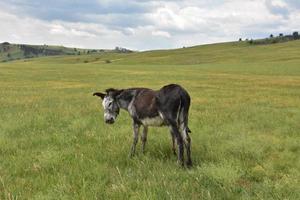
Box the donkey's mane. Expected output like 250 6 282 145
105 88 119 93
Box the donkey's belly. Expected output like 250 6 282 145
140 116 164 126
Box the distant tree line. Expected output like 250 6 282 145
0 42 11 52
114 46 133 53
19 45 68 57
239 31 300 45
1 42 129 62
86 49 100 54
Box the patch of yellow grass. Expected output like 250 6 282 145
46 81 91 89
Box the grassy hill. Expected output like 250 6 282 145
0 40 299 199
28 40 300 66
0 42 133 62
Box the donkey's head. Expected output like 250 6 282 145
93 88 123 124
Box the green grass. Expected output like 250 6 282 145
0 41 300 199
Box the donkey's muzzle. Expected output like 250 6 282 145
105 118 115 124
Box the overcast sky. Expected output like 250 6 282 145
0 0 299 50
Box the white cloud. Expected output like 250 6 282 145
49 24 97 38
152 30 171 38
1 0 300 50
269 0 288 7
0 10 120 48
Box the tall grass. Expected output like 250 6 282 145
0 41 300 199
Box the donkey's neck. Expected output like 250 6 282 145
116 89 137 111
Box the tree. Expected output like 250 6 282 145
7 53 11 57
270 34 273 38
293 31 299 40
239 38 242 41
279 33 284 37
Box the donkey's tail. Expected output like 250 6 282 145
178 87 191 134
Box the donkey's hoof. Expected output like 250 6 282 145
177 160 185 167
186 160 193 168
141 149 146 154
173 150 177 156
129 152 135 158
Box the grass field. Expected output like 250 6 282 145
0 41 300 199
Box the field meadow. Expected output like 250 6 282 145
0 41 300 199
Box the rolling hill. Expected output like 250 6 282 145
17 39 300 68
2 39 300 66
0 42 133 62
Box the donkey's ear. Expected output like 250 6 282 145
113 89 124 99
93 92 106 99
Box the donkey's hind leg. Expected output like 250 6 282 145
169 123 184 166
170 132 176 155
182 126 192 167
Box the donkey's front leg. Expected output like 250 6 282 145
141 126 148 153
130 122 140 157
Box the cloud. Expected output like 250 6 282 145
152 30 171 38
285 0 300 9
1 0 151 21
0 0 300 50
265 0 290 18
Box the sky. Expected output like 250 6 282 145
0 0 300 50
